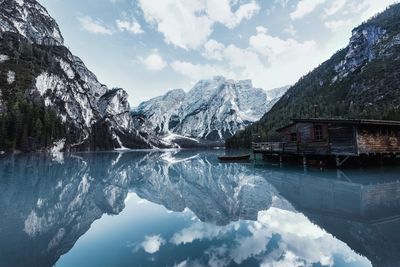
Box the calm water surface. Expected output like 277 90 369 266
1 150 400 267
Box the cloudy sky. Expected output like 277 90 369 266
39 0 398 106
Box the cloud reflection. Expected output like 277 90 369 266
168 207 370 267
141 235 166 254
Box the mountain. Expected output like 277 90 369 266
227 4 400 148
0 0 167 152
133 76 288 147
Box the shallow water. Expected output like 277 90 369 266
0 150 399 267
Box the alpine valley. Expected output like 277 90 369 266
2 0 400 152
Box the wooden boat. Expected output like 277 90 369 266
218 154 251 162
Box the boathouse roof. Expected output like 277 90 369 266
277 118 400 132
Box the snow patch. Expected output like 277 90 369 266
37 198 44 208
114 134 129 151
161 151 199 164
163 133 200 144
57 58 75 79
35 72 61 96
52 28 62 42
47 228 66 251
44 97 52 107
15 0 24 6
12 20 25 37
7 71 15 84
24 210 46 237
0 55 9 63
50 139 65 163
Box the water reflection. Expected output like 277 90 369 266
134 151 276 225
256 166 400 267
0 151 398 266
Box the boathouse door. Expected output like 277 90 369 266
328 125 357 155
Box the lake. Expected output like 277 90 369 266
0 150 399 267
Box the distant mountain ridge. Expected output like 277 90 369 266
133 77 288 147
227 3 400 148
0 0 168 152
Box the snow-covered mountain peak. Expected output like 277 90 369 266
0 0 64 45
133 77 289 146
132 88 186 136
165 88 186 97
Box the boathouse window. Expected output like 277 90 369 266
290 133 297 142
314 125 323 141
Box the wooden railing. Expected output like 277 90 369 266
253 141 331 155
252 142 285 153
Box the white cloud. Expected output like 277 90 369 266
178 26 320 90
248 27 320 88
170 60 234 82
138 0 213 50
359 0 399 21
256 25 268 34
290 0 327 20
202 39 225 61
223 44 266 78
206 246 230 267
260 250 306 267
116 19 144 34
140 54 167 71
167 207 370 266
230 208 366 266
78 16 113 35
249 27 316 58
170 221 238 245
274 0 289 8
324 19 353 32
138 0 260 50
283 24 297 36
141 235 165 254
173 260 189 267
324 0 348 16
205 0 260 29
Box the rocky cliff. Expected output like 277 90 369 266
0 0 167 152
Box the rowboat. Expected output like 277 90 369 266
218 154 251 162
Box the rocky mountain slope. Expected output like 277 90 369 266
0 0 167 152
133 76 288 147
227 3 400 148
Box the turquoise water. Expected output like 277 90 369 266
0 150 399 267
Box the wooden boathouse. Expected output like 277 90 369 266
253 119 400 167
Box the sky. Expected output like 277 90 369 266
38 0 398 106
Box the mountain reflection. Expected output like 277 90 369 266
133 151 278 225
0 152 133 267
0 151 399 267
